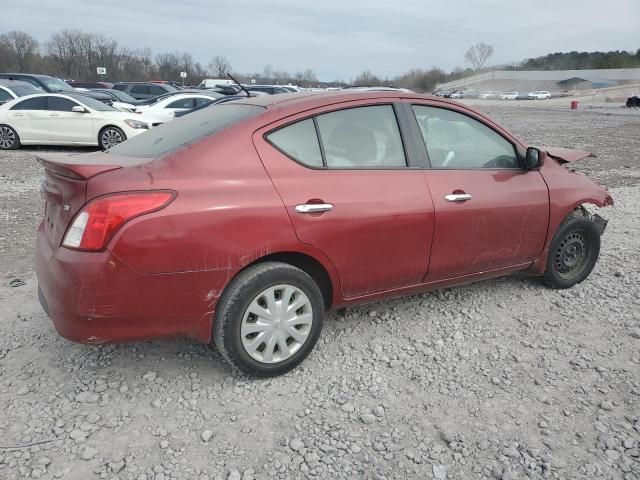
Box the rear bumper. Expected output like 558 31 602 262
35 222 230 344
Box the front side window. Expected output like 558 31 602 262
412 105 518 169
317 105 406 168
150 86 166 96
48 97 80 112
11 97 46 110
266 118 323 167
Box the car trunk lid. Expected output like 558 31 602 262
38 152 124 248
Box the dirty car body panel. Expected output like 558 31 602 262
34 92 612 345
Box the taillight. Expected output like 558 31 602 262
62 191 176 251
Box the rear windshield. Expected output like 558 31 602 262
107 103 265 158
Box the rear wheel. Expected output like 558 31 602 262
544 214 601 289
0 125 20 150
213 262 324 377
99 126 126 150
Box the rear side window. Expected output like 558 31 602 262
267 119 323 167
131 85 149 95
113 84 127 91
266 105 407 169
167 98 194 109
11 97 46 110
108 103 265 158
317 105 406 168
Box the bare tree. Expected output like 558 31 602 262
155 52 182 80
353 70 380 86
464 42 494 70
302 69 317 85
262 65 274 82
209 55 231 77
0 31 39 71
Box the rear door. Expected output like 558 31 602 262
407 102 549 280
8 97 50 142
255 101 435 298
47 96 95 144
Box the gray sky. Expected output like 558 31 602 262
2 0 638 81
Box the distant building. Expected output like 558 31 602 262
435 68 640 93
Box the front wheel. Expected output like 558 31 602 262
0 125 20 150
213 262 325 377
544 214 601 289
99 126 126 150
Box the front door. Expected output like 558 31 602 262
47 97 94 144
255 103 435 298
408 103 549 281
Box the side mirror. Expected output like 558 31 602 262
524 147 543 170
71 106 87 113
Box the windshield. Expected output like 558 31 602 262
109 90 138 103
108 104 264 158
11 85 40 96
43 77 75 92
72 95 117 111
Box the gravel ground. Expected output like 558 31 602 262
0 105 639 480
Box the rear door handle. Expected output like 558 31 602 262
295 203 334 213
49 113 60 117
444 193 472 202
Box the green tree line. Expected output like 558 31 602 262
515 50 640 70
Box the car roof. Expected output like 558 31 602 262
231 90 432 109
0 73 53 80
0 79 38 87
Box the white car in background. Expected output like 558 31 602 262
479 91 501 99
527 91 551 99
134 93 221 121
499 91 519 100
0 93 164 150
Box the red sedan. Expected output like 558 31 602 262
35 91 613 376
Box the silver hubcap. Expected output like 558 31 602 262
101 129 123 149
241 284 313 364
0 126 15 149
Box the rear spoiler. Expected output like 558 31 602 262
37 153 122 180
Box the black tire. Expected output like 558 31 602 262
0 124 21 150
98 126 126 150
544 214 601 289
213 262 325 377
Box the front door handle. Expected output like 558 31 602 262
294 203 334 213
14 113 23 117
444 193 472 202
49 113 60 117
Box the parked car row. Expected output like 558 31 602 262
434 89 552 100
